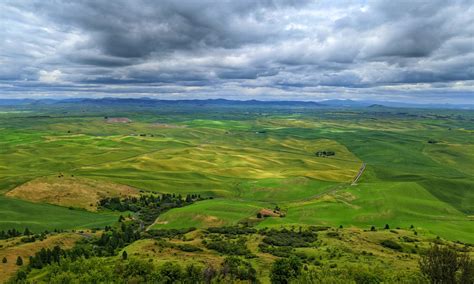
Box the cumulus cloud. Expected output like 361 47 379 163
0 0 473 103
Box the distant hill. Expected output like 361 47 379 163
0 97 472 109
63 98 324 108
368 104 387 108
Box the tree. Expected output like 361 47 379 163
257 212 263 218
122 250 128 260
384 224 390 230
419 245 473 284
221 256 256 281
370 226 376 231
184 264 202 283
23 227 31 236
160 262 183 284
2 257 6 264
16 256 23 266
270 256 302 284
203 264 217 283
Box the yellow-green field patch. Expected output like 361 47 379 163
6 176 139 211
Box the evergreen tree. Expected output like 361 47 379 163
122 250 128 260
24 227 31 236
2 257 7 264
16 256 23 266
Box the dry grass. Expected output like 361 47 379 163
0 233 84 282
6 176 139 211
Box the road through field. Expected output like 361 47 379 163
351 163 366 185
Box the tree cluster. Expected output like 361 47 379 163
315 150 335 157
99 193 204 226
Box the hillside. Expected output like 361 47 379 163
0 104 473 282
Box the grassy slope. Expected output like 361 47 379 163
150 199 263 229
123 226 470 284
0 106 472 242
0 196 119 232
0 232 83 282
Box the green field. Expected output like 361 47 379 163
0 103 473 243
0 196 119 232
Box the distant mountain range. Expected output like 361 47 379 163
0 98 472 109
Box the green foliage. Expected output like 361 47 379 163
204 237 253 256
220 256 257 282
294 265 424 284
261 228 317 247
380 240 403 251
270 256 302 284
159 262 183 284
16 256 23 266
419 245 474 284
206 226 257 235
174 244 202 252
99 193 203 226
146 227 196 239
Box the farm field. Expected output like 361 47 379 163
0 103 473 241
0 101 473 282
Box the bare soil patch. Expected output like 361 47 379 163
106 117 131 123
259 208 284 217
152 122 186 128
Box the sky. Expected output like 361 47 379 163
0 0 473 103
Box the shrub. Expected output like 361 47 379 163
221 256 257 282
261 228 317 247
419 245 473 284
16 256 23 266
160 262 183 283
270 256 302 284
380 240 402 251
175 244 202 252
205 238 252 256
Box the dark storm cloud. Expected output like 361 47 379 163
0 0 473 102
31 0 309 58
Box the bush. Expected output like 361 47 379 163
380 240 402 251
270 256 302 284
206 226 257 235
420 245 473 284
205 238 253 256
220 256 257 282
175 244 202 252
16 256 23 266
160 262 183 283
261 228 317 247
